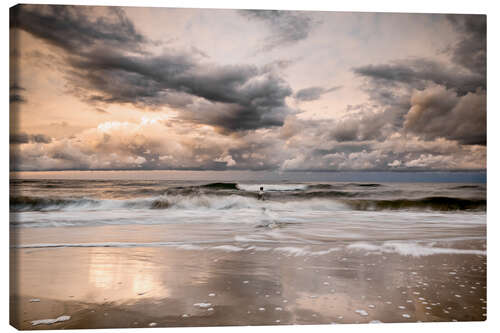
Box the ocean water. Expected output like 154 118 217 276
10 176 486 256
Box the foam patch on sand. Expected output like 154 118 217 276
211 245 245 252
31 315 71 326
347 241 486 257
355 309 369 316
193 303 212 308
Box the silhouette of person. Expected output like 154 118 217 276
258 186 264 201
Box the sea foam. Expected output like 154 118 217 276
31 315 71 326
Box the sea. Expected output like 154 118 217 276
10 171 486 256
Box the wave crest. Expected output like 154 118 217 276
344 197 486 211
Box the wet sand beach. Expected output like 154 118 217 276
10 227 486 329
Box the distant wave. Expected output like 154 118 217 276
449 185 484 190
10 196 101 212
344 197 486 211
347 183 383 187
305 184 334 190
200 182 239 190
10 194 261 212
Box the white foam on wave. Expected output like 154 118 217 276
16 241 342 261
16 238 483 259
347 243 381 251
274 247 310 256
234 235 278 243
246 245 271 252
310 248 340 256
273 246 339 257
347 241 486 257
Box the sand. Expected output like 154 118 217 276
10 236 486 329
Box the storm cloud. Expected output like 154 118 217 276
10 5 147 52
10 84 26 104
353 58 484 96
68 49 293 131
404 86 486 145
447 14 486 75
351 14 486 148
11 5 294 133
353 15 485 95
10 132 52 144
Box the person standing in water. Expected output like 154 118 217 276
258 186 265 201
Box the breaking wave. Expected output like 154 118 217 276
11 196 101 212
10 193 486 213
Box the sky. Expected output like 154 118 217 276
9 5 486 172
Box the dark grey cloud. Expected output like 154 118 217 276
10 84 26 104
352 15 485 98
10 132 52 144
11 4 294 133
294 86 341 101
68 49 293 132
10 94 26 104
447 14 486 75
239 10 314 51
10 5 147 52
353 58 484 96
